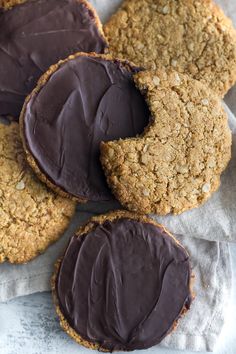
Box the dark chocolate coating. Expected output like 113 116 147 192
56 218 192 351
0 0 107 118
23 55 150 201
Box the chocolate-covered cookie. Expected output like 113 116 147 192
52 210 193 351
20 53 150 202
0 0 107 119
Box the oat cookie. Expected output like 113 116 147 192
52 210 193 351
20 52 149 203
0 123 76 263
100 69 232 215
0 0 26 8
105 0 236 97
0 0 107 119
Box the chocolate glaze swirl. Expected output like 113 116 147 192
56 218 192 351
0 0 107 118
23 55 150 201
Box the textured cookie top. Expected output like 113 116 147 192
21 53 150 202
100 69 232 215
0 0 107 119
54 210 192 351
105 0 236 97
0 123 76 263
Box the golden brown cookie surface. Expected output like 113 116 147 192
100 69 232 215
0 123 76 263
105 0 236 97
52 210 193 351
0 0 26 8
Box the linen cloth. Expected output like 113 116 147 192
0 0 235 351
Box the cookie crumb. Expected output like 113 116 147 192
188 43 195 52
162 5 169 15
141 153 149 165
177 165 188 174
153 76 160 86
107 148 114 158
16 180 25 190
202 99 209 106
171 59 178 67
173 73 181 86
142 188 150 196
202 183 211 193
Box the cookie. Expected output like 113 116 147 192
105 0 236 97
52 210 193 351
100 69 232 215
20 52 150 202
0 122 76 264
0 0 107 119
0 0 25 8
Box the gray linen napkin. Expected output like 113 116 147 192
0 0 235 352
161 236 231 352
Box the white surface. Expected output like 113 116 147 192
0 244 235 354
